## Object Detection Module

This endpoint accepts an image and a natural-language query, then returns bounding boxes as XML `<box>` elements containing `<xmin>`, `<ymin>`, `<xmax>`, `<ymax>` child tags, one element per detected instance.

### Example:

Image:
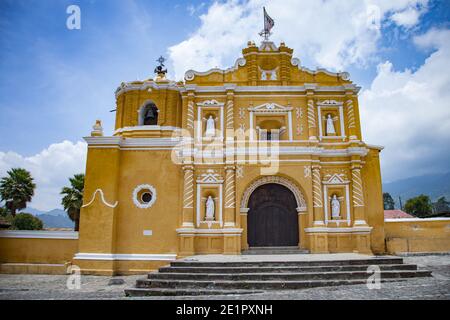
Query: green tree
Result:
<box><xmin>383</xmin><ymin>192</ymin><xmax>395</xmax><ymax>210</ymax></box>
<box><xmin>12</xmin><ymin>213</ymin><xmax>43</xmax><ymax>230</ymax></box>
<box><xmin>404</xmin><ymin>194</ymin><xmax>433</xmax><ymax>218</ymax></box>
<box><xmin>0</xmin><ymin>168</ymin><xmax>36</xmax><ymax>217</ymax></box>
<box><xmin>433</xmin><ymin>197</ymin><xmax>450</xmax><ymax>214</ymax></box>
<box><xmin>61</xmin><ymin>174</ymin><xmax>84</xmax><ymax>231</ymax></box>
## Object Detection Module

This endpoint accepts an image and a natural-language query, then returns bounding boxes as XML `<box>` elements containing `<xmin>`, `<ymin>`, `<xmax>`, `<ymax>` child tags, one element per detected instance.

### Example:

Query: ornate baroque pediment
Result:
<box><xmin>196</xmin><ymin>169</ymin><xmax>224</xmax><ymax>184</ymax></box>
<box><xmin>323</xmin><ymin>173</ymin><xmax>349</xmax><ymax>185</ymax></box>
<box><xmin>248</xmin><ymin>102</ymin><xmax>293</xmax><ymax>113</ymax></box>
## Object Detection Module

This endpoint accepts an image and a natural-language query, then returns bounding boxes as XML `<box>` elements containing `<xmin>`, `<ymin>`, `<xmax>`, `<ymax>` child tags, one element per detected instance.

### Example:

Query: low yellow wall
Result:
<box><xmin>0</xmin><ymin>231</ymin><xmax>78</xmax><ymax>264</ymax></box>
<box><xmin>385</xmin><ymin>218</ymin><xmax>450</xmax><ymax>254</ymax></box>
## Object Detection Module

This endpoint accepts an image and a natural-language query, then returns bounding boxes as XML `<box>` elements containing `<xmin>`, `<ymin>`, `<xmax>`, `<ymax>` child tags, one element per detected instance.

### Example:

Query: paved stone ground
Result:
<box><xmin>0</xmin><ymin>254</ymin><xmax>449</xmax><ymax>300</ymax></box>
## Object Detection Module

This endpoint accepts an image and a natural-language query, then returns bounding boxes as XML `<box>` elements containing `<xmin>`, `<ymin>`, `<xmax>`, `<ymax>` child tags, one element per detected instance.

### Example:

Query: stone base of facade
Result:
<box><xmin>72</xmin><ymin>253</ymin><xmax>177</xmax><ymax>275</ymax></box>
<box><xmin>306</xmin><ymin>227</ymin><xmax>373</xmax><ymax>254</ymax></box>
<box><xmin>177</xmin><ymin>228</ymin><xmax>243</xmax><ymax>256</ymax></box>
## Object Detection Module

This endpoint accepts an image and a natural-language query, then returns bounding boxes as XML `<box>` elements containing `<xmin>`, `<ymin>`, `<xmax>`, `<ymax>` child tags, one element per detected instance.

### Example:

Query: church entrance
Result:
<box><xmin>248</xmin><ymin>183</ymin><xmax>299</xmax><ymax>247</ymax></box>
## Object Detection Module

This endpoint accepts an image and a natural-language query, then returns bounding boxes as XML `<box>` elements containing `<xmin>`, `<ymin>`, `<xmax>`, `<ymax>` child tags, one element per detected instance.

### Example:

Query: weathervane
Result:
<box><xmin>259</xmin><ymin>7</ymin><xmax>275</xmax><ymax>41</ymax></box>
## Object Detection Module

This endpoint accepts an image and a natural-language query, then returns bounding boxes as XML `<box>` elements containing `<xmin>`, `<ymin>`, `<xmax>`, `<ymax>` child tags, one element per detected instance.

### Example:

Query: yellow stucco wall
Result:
<box><xmin>385</xmin><ymin>219</ymin><xmax>450</xmax><ymax>253</ymax></box>
<box><xmin>0</xmin><ymin>238</ymin><xmax>78</xmax><ymax>264</ymax></box>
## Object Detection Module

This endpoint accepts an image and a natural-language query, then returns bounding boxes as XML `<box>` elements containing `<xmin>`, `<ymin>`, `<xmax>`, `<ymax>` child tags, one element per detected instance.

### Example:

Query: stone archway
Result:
<box><xmin>240</xmin><ymin>176</ymin><xmax>307</xmax><ymax>248</ymax></box>
<box><xmin>240</xmin><ymin>175</ymin><xmax>307</xmax><ymax>213</ymax></box>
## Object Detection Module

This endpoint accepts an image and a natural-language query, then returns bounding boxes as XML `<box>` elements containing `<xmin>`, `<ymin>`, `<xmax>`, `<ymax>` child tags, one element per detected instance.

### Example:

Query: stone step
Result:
<box><xmin>170</xmin><ymin>257</ymin><xmax>404</xmax><ymax>268</ymax></box>
<box><xmin>242</xmin><ymin>246</ymin><xmax>309</xmax><ymax>255</ymax></box>
<box><xmin>143</xmin><ymin>270</ymin><xmax>431</xmax><ymax>283</ymax></box>
<box><xmin>158</xmin><ymin>264</ymin><xmax>417</xmax><ymax>274</ymax></box>
<box><xmin>125</xmin><ymin>288</ymin><xmax>262</xmax><ymax>297</ymax></box>
<box><xmin>134</xmin><ymin>278</ymin><xmax>414</xmax><ymax>291</ymax></box>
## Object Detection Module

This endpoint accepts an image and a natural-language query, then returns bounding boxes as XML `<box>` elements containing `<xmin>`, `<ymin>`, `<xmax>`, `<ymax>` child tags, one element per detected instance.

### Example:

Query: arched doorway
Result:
<box><xmin>248</xmin><ymin>183</ymin><xmax>299</xmax><ymax>247</ymax></box>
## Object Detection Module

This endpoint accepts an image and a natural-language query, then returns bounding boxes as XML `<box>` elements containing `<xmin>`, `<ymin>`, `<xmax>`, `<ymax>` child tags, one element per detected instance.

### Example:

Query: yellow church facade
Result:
<box><xmin>73</xmin><ymin>41</ymin><xmax>385</xmax><ymax>275</ymax></box>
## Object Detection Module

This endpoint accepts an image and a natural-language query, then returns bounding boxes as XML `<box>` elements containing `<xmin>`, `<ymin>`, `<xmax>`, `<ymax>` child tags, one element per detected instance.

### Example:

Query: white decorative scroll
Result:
<box><xmin>82</xmin><ymin>189</ymin><xmax>118</xmax><ymax>209</ymax></box>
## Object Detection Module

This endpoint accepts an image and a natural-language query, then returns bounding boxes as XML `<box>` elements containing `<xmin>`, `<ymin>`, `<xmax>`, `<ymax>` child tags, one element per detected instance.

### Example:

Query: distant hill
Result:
<box><xmin>37</xmin><ymin>214</ymin><xmax>75</xmax><ymax>229</ymax></box>
<box><xmin>19</xmin><ymin>208</ymin><xmax>74</xmax><ymax>229</ymax></box>
<box><xmin>383</xmin><ymin>172</ymin><xmax>450</xmax><ymax>208</ymax></box>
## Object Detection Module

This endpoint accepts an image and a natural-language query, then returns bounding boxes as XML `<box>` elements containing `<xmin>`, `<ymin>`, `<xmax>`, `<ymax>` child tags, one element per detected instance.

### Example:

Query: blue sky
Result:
<box><xmin>0</xmin><ymin>0</ymin><xmax>449</xmax><ymax>210</ymax></box>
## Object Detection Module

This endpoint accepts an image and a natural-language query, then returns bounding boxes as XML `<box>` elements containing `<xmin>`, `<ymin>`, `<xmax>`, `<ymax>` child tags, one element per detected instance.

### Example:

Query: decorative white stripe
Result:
<box><xmin>225</xmin><ymin>169</ymin><xmax>236</xmax><ymax>208</ymax></box>
<box><xmin>304</xmin><ymin>227</ymin><xmax>372</xmax><ymax>233</ymax></box>
<box><xmin>307</xmin><ymin>99</ymin><xmax>316</xmax><ymax>129</ymax></box>
<box><xmin>176</xmin><ymin>228</ymin><xmax>243</xmax><ymax>234</ymax></box>
<box><xmin>187</xmin><ymin>101</ymin><xmax>195</xmax><ymax>130</ymax></box>
<box><xmin>73</xmin><ymin>253</ymin><xmax>177</xmax><ymax>261</ymax></box>
<box><xmin>351</xmin><ymin>169</ymin><xmax>364</xmax><ymax>207</ymax></box>
<box><xmin>385</xmin><ymin>218</ymin><xmax>450</xmax><ymax>222</ymax></box>
<box><xmin>226</xmin><ymin>100</ymin><xmax>234</xmax><ymax>129</ymax></box>
<box><xmin>183</xmin><ymin>168</ymin><xmax>194</xmax><ymax>209</ymax></box>
<box><xmin>82</xmin><ymin>189</ymin><xmax>118</xmax><ymax>208</ymax></box>
<box><xmin>312</xmin><ymin>168</ymin><xmax>323</xmax><ymax>208</ymax></box>
<box><xmin>346</xmin><ymin>99</ymin><xmax>356</xmax><ymax>129</ymax></box>
<box><xmin>0</xmin><ymin>230</ymin><xmax>78</xmax><ymax>239</ymax></box>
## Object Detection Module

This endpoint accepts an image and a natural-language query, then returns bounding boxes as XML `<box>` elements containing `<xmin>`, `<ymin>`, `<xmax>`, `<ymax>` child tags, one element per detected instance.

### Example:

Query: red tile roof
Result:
<box><xmin>384</xmin><ymin>210</ymin><xmax>414</xmax><ymax>219</ymax></box>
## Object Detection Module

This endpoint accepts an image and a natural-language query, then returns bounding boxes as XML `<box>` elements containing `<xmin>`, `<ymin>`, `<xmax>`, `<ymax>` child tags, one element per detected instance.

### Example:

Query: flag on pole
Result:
<box><xmin>263</xmin><ymin>7</ymin><xmax>274</xmax><ymax>33</ymax></box>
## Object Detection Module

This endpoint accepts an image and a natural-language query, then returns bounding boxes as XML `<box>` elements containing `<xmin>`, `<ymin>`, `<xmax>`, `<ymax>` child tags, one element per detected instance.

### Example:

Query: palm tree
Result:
<box><xmin>0</xmin><ymin>168</ymin><xmax>36</xmax><ymax>217</ymax></box>
<box><xmin>61</xmin><ymin>174</ymin><xmax>84</xmax><ymax>231</ymax></box>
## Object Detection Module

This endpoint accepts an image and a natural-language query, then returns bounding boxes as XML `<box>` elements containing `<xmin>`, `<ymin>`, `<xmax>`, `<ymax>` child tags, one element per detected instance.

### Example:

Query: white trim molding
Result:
<box><xmin>385</xmin><ymin>217</ymin><xmax>450</xmax><ymax>223</ymax></box>
<box><xmin>0</xmin><ymin>230</ymin><xmax>79</xmax><ymax>239</ymax></box>
<box><xmin>73</xmin><ymin>253</ymin><xmax>177</xmax><ymax>261</ymax></box>
<box><xmin>82</xmin><ymin>189</ymin><xmax>118</xmax><ymax>208</ymax></box>
<box><xmin>304</xmin><ymin>226</ymin><xmax>372</xmax><ymax>233</ymax></box>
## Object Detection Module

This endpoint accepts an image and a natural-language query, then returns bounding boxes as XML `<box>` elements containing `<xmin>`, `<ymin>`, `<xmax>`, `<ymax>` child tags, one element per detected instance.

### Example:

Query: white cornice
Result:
<box><xmin>304</xmin><ymin>227</ymin><xmax>372</xmax><ymax>233</ymax></box>
<box><xmin>385</xmin><ymin>218</ymin><xmax>450</xmax><ymax>223</ymax></box>
<box><xmin>114</xmin><ymin>125</ymin><xmax>181</xmax><ymax>135</ymax></box>
<box><xmin>73</xmin><ymin>253</ymin><xmax>177</xmax><ymax>261</ymax></box>
<box><xmin>184</xmin><ymin>58</ymin><xmax>246</xmax><ymax>81</ymax></box>
<box><xmin>366</xmin><ymin>144</ymin><xmax>385</xmax><ymax>151</ymax></box>
<box><xmin>84</xmin><ymin>136</ymin><xmax>372</xmax><ymax>158</ymax></box>
<box><xmin>0</xmin><ymin>230</ymin><xmax>78</xmax><ymax>239</ymax></box>
<box><xmin>176</xmin><ymin>228</ymin><xmax>243</xmax><ymax>234</ymax></box>
<box><xmin>115</xmin><ymin>81</ymin><xmax>180</xmax><ymax>98</ymax></box>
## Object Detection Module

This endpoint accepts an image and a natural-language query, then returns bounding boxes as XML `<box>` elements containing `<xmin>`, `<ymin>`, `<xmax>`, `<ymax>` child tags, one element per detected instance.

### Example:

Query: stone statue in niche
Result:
<box><xmin>204</xmin><ymin>115</ymin><xmax>217</xmax><ymax>137</ymax></box>
<box><xmin>261</xmin><ymin>71</ymin><xmax>267</xmax><ymax>80</ymax></box>
<box><xmin>270</xmin><ymin>70</ymin><xmax>277</xmax><ymax>80</ymax></box>
<box><xmin>331</xmin><ymin>194</ymin><xmax>341</xmax><ymax>219</ymax></box>
<box><xmin>324</xmin><ymin>113</ymin><xmax>338</xmax><ymax>136</ymax></box>
<box><xmin>205</xmin><ymin>196</ymin><xmax>215</xmax><ymax>221</ymax></box>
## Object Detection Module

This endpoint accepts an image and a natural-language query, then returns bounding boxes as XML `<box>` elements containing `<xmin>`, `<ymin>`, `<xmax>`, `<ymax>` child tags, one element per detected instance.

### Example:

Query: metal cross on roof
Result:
<box><xmin>156</xmin><ymin>56</ymin><xmax>166</xmax><ymax>67</ymax></box>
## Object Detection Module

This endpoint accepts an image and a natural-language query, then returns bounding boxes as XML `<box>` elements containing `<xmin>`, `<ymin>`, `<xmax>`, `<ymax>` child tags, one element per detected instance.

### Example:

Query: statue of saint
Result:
<box><xmin>331</xmin><ymin>194</ymin><xmax>341</xmax><ymax>219</ymax></box>
<box><xmin>261</xmin><ymin>71</ymin><xmax>267</xmax><ymax>80</ymax></box>
<box><xmin>325</xmin><ymin>114</ymin><xmax>337</xmax><ymax>135</ymax></box>
<box><xmin>205</xmin><ymin>196</ymin><xmax>215</xmax><ymax>221</ymax></box>
<box><xmin>205</xmin><ymin>115</ymin><xmax>216</xmax><ymax>137</ymax></box>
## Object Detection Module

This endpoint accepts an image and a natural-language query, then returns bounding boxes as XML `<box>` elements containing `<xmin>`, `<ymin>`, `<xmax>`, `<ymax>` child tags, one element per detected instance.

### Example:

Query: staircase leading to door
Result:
<box><xmin>124</xmin><ymin>256</ymin><xmax>432</xmax><ymax>297</ymax></box>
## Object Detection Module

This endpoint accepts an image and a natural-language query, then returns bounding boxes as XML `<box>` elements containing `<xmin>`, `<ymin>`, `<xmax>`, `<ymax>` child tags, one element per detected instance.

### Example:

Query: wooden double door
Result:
<box><xmin>247</xmin><ymin>183</ymin><xmax>299</xmax><ymax>247</ymax></box>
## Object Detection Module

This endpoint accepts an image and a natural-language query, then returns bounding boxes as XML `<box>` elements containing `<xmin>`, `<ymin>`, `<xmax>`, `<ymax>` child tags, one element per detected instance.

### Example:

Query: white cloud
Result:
<box><xmin>0</xmin><ymin>141</ymin><xmax>87</xmax><ymax>211</ymax></box>
<box><xmin>360</xmin><ymin>28</ymin><xmax>450</xmax><ymax>182</ymax></box>
<box><xmin>168</xmin><ymin>0</ymin><xmax>429</xmax><ymax>80</ymax></box>
<box><xmin>390</xmin><ymin>3</ymin><xmax>427</xmax><ymax>28</ymax></box>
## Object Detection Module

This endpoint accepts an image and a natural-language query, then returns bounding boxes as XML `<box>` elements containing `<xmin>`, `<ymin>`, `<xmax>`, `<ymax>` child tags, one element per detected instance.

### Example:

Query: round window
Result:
<box><xmin>132</xmin><ymin>184</ymin><xmax>157</xmax><ymax>209</ymax></box>
<box><xmin>141</xmin><ymin>192</ymin><xmax>152</xmax><ymax>203</ymax></box>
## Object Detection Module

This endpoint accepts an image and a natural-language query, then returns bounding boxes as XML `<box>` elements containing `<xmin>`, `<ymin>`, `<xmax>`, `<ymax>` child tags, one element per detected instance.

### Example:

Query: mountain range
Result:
<box><xmin>19</xmin><ymin>208</ymin><xmax>74</xmax><ymax>229</ymax></box>
<box><xmin>382</xmin><ymin>172</ymin><xmax>450</xmax><ymax>208</ymax></box>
